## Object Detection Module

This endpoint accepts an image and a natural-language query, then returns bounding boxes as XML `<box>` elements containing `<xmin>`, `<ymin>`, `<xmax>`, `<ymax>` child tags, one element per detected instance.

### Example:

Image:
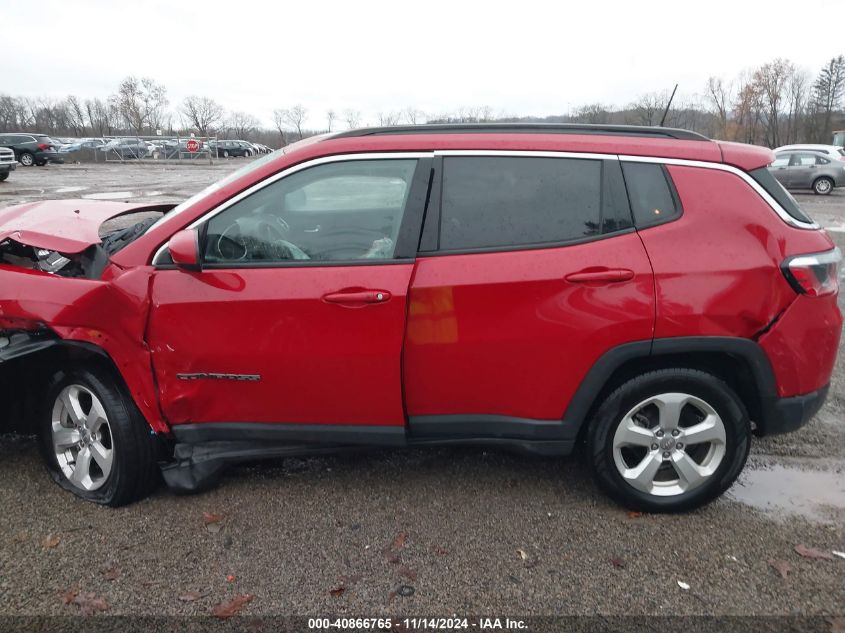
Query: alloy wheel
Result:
<box><xmin>50</xmin><ymin>384</ymin><xmax>114</xmax><ymax>491</ymax></box>
<box><xmin>815</xmin><ymin>178</ymin><xmax>832</xmax><ymax>195</ymax></box>
<box><xmin>612</xmin><ymin>392</ymin><xmax>727</xmax><ymax>497</ymax></box>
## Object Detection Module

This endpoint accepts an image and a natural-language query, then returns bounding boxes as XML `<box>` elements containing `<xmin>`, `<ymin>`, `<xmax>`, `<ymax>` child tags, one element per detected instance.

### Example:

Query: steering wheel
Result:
<box><xmin>215</xmin><ymin>214</ymin><xmax>306</xmax><ymax>261</ymax></box>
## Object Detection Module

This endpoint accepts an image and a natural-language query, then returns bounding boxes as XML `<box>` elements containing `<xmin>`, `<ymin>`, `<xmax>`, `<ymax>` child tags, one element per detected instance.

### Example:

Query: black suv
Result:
<box><xmin>0</xmin><ymin>133</ymin><xmax>64</xmax><ymax>167</ymax></box>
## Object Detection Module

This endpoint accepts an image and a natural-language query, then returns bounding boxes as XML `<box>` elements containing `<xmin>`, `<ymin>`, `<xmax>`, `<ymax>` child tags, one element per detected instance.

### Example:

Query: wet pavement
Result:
<box><xmin>0</xmin><ymin>163</ymin><xmax>843</xmax><ymax>618</ymax></box>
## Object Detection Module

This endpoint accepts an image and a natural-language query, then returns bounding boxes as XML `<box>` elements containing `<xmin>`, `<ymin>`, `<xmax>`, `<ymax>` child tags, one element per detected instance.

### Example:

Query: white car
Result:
<box><xmin>773</xmin><ymin>144</ymin><xmax>845</xmax><ymax>161</ymax></box>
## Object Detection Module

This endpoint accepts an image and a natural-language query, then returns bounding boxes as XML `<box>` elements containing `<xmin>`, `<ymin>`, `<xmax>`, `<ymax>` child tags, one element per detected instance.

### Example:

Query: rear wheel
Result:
<box><xmin>245</xmin><ymin>149</ymin><xmax>252</xmax><ymax>157</ymax></box>
<box><xmin>587</xmin><ymin>368</ymin><xmax>750</xmax><ymax>512</ymax></box>
<box><xmin>0</xmin><ymin>171</ymin><xmax>8</xmax><ymax>181</ymax></box>
<box><xmin>813</xmin><ymin>177</ymin><xmax>833</xmax><ymax>195</ymax></box>
<box><xmin>39</xmin><ymin>366</ymin><xmax>160</xmax><ymax>506</ymax></box>
<box><xmin>222</xmin><ymin>150</ymin><xmax>229</xmax><ymax>158</ymax></box>
<box><xmin>19</xmin><ymin>151</ymin><xmax>34</xmax><ymax>167</ymax></box>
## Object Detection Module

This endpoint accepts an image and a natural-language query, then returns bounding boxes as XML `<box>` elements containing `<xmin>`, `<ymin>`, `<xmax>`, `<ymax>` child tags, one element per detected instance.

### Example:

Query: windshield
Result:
<box><xmin>144</xmin><ymin>134</ymin><xmax>332</xmax><ymax>234</ymax></box>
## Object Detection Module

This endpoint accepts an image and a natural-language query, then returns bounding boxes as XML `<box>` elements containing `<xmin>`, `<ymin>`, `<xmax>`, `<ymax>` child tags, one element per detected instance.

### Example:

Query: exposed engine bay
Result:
<box><xmin>0</xmin><ymin>213</ymin><xmax>161</xmax><ymax>279</ymax></box>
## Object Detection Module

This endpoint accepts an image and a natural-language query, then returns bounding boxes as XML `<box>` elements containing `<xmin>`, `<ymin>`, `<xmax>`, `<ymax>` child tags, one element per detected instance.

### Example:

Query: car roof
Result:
<box><xmin>322</xmin><ymin>125</ymin><xmax>772</xmax><ymax>171</ymax></box>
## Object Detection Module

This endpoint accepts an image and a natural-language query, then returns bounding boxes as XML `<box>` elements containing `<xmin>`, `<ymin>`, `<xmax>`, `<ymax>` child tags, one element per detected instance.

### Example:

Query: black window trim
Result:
<box><xmin>153</xmin><ymin>152</ymin><xmax>435</xmax><ymax>269</ymax></box>
<box><xmin>419</xmin><ymin>151</ymin><xmax>634</xmax><ymax>256</ymax></box>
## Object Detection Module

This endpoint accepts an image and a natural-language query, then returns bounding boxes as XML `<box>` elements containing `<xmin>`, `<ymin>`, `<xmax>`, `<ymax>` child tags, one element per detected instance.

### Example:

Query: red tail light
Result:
<box><xmin>37</xmin><ymin>143</ymin><xmax>50</xmax><ymax>150</ymax></box>
<box><xmin>782</xmin><ymin>248</ymin><xmax>842</xmax><ymax>297</ymax></box>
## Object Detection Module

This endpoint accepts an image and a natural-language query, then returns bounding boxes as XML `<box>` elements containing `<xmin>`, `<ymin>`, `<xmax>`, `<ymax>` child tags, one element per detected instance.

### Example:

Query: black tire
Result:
<box><xmin>245</xmin><ymin>149</ymin><xmax>252</xmax><ymax>157</ymax></box>
<box><xmin>38</xmin><ymin>365</ymin><xmax>160</xmax><ymax>506</ymax></box>
<box><xmin>0</xmin><ymin>171</ymin><xmax>8</xmax><ymax>181</ymax></box>
<box><xmin>813</xmin><ymin>177</ymin><xmax>834</xmax><ymax>195</ymax></box>
<box><xmin>587</xmin><ymin>368</ymin><xmax>751</xmax><ymax>513</ymax></box>
<box><xmin>19</xmin><ymin>151</ymin><xmax>34</xmax><ymax>167</ymax></box>
<box><xmin>222</xmin><ymin>150</ymin><xmax>229</xmax><ymax>158</ymax></box>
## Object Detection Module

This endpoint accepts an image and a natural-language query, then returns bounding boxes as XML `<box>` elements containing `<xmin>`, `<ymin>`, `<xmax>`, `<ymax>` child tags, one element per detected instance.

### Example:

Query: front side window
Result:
<box><xmin>771</xmin><ymin>155</ymin><xmax>790</xmax><ymax>168</ymax></box>
<box><xmin>203</xmin><ymin>159</ymin><xmax>418</xmax><ymax>264</ymax></box>
<box><xmin>439</xmin><ymin>156</ymin><xmax>605</xmax><ymax>250</ymax></box>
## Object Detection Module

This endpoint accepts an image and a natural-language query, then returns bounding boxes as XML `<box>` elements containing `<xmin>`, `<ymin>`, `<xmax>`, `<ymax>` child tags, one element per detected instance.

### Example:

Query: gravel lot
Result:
<box><xmin>0</xmin><ymin>162</ymin><xmax>843</xmax><ymax>623</ymax></box>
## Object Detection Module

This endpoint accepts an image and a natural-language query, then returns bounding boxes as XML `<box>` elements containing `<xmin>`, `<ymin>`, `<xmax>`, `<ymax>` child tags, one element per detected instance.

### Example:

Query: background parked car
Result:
<box><xmin>0</xmin><ymin>146</ymin><xmax>16</xmax><ymax>181</ymax></box>
<box><xmin>773</xmin><ymin>144</ymin><xmax>845</xmax><ymax>161</ymax></box>
<box><xmin>58</xmin><ymin>138</ymin><xmax>107</xmax><ymax>153</ymax></box>
<box><xmin>101</xmin><ymin>138</ymin><xmax>151</xmax><ymax>160</ymax></box>
<box><xmin>215</xmin><ymin>140</ymin><xmax>255</xmax><ymax>158</ymax></box>
<box><xmin>0</xmin><ymin>133</ymin><xmax>64</xmax><ymax>166</ymax></box>
<box><xmin>769</xmin><ymin>150</ymin><xmax>845</xmax><ymax>195</ymax></box>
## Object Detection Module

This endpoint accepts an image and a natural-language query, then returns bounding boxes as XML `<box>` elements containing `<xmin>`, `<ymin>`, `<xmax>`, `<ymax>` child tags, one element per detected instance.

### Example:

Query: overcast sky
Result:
<box><xmin>3</xmin><ymin>0</ymin><xmax>842</xmax><ymax>129</ymax></box>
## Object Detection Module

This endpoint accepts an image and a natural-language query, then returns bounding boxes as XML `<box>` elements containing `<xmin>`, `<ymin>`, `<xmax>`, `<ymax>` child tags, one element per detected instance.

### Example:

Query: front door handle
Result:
<box><xmin>323</xmin><ymin>289</ymin><xmax>392</xmax><ymax>306</ymax></box>
<box><xmin>565</xmin><ymin>268</ymin><xmax>635</xmax><ymax>283</ymax></box>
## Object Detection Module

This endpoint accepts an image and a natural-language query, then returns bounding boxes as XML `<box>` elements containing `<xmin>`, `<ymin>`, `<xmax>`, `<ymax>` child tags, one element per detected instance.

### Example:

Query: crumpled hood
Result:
<box><xmin>0</xmin><ymin>199</ymin><xmax>173</xmax><ymax>254</ymax></box>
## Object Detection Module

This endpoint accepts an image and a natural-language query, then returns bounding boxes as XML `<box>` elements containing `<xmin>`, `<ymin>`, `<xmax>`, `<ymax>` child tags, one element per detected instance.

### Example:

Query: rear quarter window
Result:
<box><xmin>621</xmin><ymin>162</ymin><xmax>682</xmax><ymax>228</ymax></box>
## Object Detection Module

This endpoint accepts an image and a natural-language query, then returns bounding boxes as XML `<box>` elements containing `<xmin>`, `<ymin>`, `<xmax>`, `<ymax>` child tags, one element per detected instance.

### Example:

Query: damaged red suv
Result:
<box><xmin>0</xmin><ymin>124</ymin><xmax>840</xmax><ymax>511</ymax></box>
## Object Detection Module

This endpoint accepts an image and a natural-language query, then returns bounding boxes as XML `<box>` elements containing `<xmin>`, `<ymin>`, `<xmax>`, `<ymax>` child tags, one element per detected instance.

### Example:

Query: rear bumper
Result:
<box><xmin>760</xmin><ymin>384</ymin><xmax>830</xmax><ymax>435</ymax></box>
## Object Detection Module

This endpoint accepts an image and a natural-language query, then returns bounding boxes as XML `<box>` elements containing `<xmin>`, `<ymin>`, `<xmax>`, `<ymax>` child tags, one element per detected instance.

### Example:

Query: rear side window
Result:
<box><xmin>748</xmin><ymin>167</ymin><xmax>813</xmax><ymax>224</ymax></box>
<box><xmin>438</xmin><ymin>156</ymin><xmax>605</xmax><ymax>250</ymax></box>
<box><xmin>621</xmin><ymin>162</ymin><xmax>681</xmax><ymax>228</ymax></box>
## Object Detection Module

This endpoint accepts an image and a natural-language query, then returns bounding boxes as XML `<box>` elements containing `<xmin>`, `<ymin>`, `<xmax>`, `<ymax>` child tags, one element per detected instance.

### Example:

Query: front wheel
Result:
<box><xmin>813</xmin><ymin>177</ymin><xmax>833</xmax><ymax>195</ymax></box>
<box><xmin>587</xmin><ymin>368</ymin><xmax>750</xmax><ymax>512</ymax></box>
<box><xmin>245</xmin><ymin>149</ymin><xmax>252</xmax><ymax>157</ymax></box>
<box><xmin>222</xmin><ymin>150</ymin><xmax>229</xmax><ymax>158</ymax></box>
<box><xmin>39</xmin><ymin>366</ymin><xmax>160</xmax><ymax>506</ymax></box>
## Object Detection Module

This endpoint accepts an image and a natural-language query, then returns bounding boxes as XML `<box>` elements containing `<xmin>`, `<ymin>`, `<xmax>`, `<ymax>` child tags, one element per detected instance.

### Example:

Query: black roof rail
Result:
<box><xmin>332</xmin><ymin>123</ymin><xmax>710</xmax><ymax>142</ymax></box>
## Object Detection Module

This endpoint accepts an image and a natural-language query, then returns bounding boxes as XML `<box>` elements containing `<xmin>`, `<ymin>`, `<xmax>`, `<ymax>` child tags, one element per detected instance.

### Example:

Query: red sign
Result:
<box><xmin>185</xmin><ymin>139</ymin><xmax>200</xmax><ymax>153</ymax></box>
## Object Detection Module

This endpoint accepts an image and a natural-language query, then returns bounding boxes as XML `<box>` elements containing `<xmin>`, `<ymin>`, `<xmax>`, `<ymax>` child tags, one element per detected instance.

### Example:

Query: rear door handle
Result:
<box><xmin>565</xmin><ymin>268</ymin><xmax>635</xmax><ymax>283</ymax></box>
<box><xmin>323</xmin><ymin>289</ymin><xmax>391</xmax><ymax>305</ymax></box>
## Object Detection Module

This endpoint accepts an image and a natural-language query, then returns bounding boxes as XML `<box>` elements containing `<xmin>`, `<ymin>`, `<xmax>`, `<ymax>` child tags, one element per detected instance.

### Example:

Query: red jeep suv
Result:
<box><xmin>0</xmin><ymin>124</ymin><xmax>840</xmax><ymax>512</ymax></box>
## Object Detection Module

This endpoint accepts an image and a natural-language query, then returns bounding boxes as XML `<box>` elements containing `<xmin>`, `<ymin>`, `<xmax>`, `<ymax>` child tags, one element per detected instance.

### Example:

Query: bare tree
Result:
<box><xmin>111</xmin><ymin>76</ymin><xmax>168</xmax><ymax>135</ymax></box>
<box><xmin>705</xmin><ymin>77</ymin><xmax>731</xmax><ymax>139</ymax></box>
<box><xmin>275</xmin><ymin>104</ymin><xmax>308</xmax><ymax>139</ymax></box>
<box><xmin>84</xmin><ymin>98</ymin><xmax>115</xmax><ymax>136</ymax></box>
<box><xmin>272</xmin><ymin>109</ymin><xmax>288</xmax><ymax>146</ymax></box>
<box><xmin>784</xmin><ymin>70</ymin><xmax>810</xmax><ymax>144</ymax></box>
<box><xmin>181</xmin><ymin>96</ymin><xmax>225</xmax><ymax>136</ymax></box>
<box><xmin>377</xmin><ymin>111</ymin><xmax>401</xmax><ymax>126</ymax></box>
<box><xmin>628</xmin><ymin>91</ymin><xmax>667</xmax><ymax>126</ymax></box>
<box><xmin>343</xmin><ymin>108</ymin><xmax>362</xmax><ymax>129</ymax></box>
<box><xmin>326</xmin><ymin>109</ymin><xmax>336</xmax><ymax>132</ymax></box>
<box><xmin>753</xmin><ymin>59</ymin><xmax>794</xmax><ymax>147</ymax></box>
<box><xmin>227</xmin><ymin>111</ymin><xmax>259</xmax><ymax>139</ymax></box>
<box><xmin>571</xmin><ymin>103</ymin><xmax>611</xmax><ymax>124</ymax></box>
<box><xmin>64</xmin><ymin>95</ymin><xmax>87</xmax><ymax>136</ymax></box>
<box><xmin>403</xmin><ymin>107</ymin><xmax>425</xmax><ymax>125</ymax></box>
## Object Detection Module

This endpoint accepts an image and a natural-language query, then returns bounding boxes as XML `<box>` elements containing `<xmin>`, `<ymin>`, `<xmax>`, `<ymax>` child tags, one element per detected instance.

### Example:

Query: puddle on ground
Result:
<box><xmin>55</xmin><ymin>186</ymin><xmax>88</xmax><ymax>193</ymax></box>
<box><xmin>82</xmin><ymin>191</ymin><xmax>134</xmax><ymax>200</ymax></box>
<box><xmin>728</xmin><ymin>462</ymin><xmax>845</xmax><ymax>522</ymax></box>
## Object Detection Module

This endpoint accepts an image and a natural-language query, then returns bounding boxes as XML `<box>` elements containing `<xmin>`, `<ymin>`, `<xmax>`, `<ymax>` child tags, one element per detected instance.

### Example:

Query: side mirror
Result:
<box><xmin>167</xmin><ymin>229</ymin><xmax>201</xmax><ymax>271</ymax></box>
